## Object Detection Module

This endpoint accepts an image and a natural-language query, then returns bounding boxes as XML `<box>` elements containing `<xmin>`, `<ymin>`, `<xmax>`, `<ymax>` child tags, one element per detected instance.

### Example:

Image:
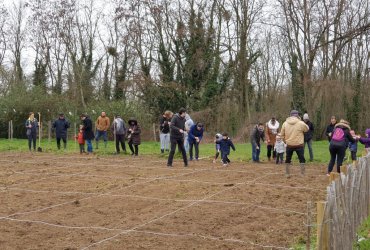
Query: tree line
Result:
<box><xmin>0</xmin><ymin>0</ymin><xmax>369</xmax><ymax>139</ymax></box>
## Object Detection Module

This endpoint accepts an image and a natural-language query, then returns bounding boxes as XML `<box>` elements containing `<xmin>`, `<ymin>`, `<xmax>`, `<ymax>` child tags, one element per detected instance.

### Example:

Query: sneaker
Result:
<box><xmin>184</xmin><ymin>164</ymin><xmax>188</xmax><ymax>167</ymax></box>
<box><xmin>326</xmin><ymin>173</ymin><xmax>330</xmax><ymax>177</ymax></box>
<box><xmin>167</xmin><ymin>164</ymin><xmax>172</xmax><ymax>167</ymax></box>
<box><xmin>223</xmin><ymin>163</ymin><xmax>228</xmax><ymax>167</ymax></box>
<box><xmin>212</xmin><ymin>159</ymin><xmax>216</xmax><ymax>163</ymax></box>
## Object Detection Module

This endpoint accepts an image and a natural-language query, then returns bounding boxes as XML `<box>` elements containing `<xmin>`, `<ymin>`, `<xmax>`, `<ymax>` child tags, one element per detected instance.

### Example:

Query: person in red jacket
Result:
<box><xmin>76</xmin><ymin>125</ymin><xmax>85</xmax><ymax>154</ymax></box>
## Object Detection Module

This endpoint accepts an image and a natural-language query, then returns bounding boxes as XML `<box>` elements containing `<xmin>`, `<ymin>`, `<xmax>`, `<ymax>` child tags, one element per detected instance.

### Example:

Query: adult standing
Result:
<box><xmin>52</xmin><ymin>113</ymin><xmax>70</xmax><ymax>150</ymax></box>
<box><xmin>327</xmin><ymin>119</ymin><xmax>355</xmax><ymax>174</ymax></box>
<box><xmin>251</xmin><ymin>123</ymin><xmax>265</xmax><ymax>163</ymax></box>
<box><xmin>127</xmin><ymin>118</ymin><xmax>141</xmax><ymax>156</ymax></box>
<box><xmin>184</xmin><ymin>114</ymin><xmax>194</xmax><ymax>152</ymax></box>
<box><xmin>280</xmin><ymin>110</ymin><xmax>309</xmax><ymax>177</ymax></box>
<box><xmin>25</xmin><ymin>112</ymin><xmax>39</xmax><ymax>152</ymax></box>
<box><xmin>167</xmin><ymin>108</ymin><xmax>188</xmax><ymax>167</ymax></box>
<box><xmin>80</xmin><ymin>114</ymin><xmax>94</xmax><ymax>154</ymax></box>
<box><xmin>325</xmin><ymin>116</ymin><xmax>337</xmax><ymax>142</ymax></box>
<box><xmin>112</xmin><ymin>115</ymin><xmax>127</xmax><ymax>154</ymax></box>
<box><xmin>265</xmin><ymin>117</ymin><xmax>279</xmax><ymax>161</ymax></box>
<box><xmin>188</xmin><ymin>122</ymin><xmax>204</xmax><ymax>161</ymax></box>
<box><xmin>303</xmin><ymin>113</ymin><xmax>314</xmax><ymax>161</ymax></box>
<box><xmin>95</xmin><ymin>111</ymin><xmax>110</xmax><ymax>149</ymax></box>
<box><xmin>159</xmin><ymin>111</ymin><xmax>173</xmax><ymax>153</ymax></box>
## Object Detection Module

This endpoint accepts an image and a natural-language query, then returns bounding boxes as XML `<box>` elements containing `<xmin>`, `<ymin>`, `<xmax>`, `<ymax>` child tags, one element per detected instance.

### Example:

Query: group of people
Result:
<box><xmin>25</xmin><ymin>111</ymin><xmax>142</xmax><ymax>156</ymax></box>
<box><xmin>249</xmin><ymin>111</ymin><xmax>370</xmax><ymax>177</ymax></box>
<box><xmin>25</xmin><ymin>109</ymin><xmax>370</xmax><ymax>175</ymax></box>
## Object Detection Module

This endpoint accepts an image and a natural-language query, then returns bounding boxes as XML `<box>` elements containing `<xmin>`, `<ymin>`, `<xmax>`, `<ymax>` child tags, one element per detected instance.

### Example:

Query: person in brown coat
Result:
<box><xmin>127</xmin><ymin>118</ymin><xmax>141</xmax><ymax>156</ymax></box>
<box><xmin>265</xmin><ymin>117</ymin><xmax>280</xmax><ymax>161</ymax></box>
<box><xmin>95</xmin><ymin>111</ymin><xmax>110</xmax><ymax>149</ymax></box>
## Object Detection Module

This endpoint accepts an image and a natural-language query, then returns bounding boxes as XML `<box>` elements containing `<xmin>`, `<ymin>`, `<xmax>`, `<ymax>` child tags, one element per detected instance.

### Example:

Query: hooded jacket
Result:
<box><xmin>111</xmin><ymin>117</ymin><xmax>126</xmax><ymax>135</ymax></box>
<box><xmin>82</xmin><ymin>116</ymin><xmax>95</xmax><ymax>140</ymax></box>
<box><xmin>217</xmin><ymin>137</ymin><xmax>235</xmax><ymax>155</ymax></box>
<box><xmin>330</xmin><ymin>122</ymin><xmax>355</xmax><ymax>147</ymax></box>
<box><xmin>170</xmin><ymin>113</ymin><xmax>186</xmax><ymax>140</ymax></box>
<box><xmin>53</xmin><ymin>118</ymin><xmax>70</xmax><ymax>138</ymax></box>
<box><xmin>359</xmin><ymin>128</ymin><xmax>370</xmax><ymax>148</ymax></box>
<box><xmin>280</xmin><ymin>116</ymin><xmax>309</xmax><ymax>147</ymax></box>
<box><xmin>127</xmin><ymin>119</ymin><xmax>141</xmax><ymax>145</ymax></box>
<box><xmin>188</xmin><ymin>123</ymin><xmax>204</xmax><ymax>143</ymax></box>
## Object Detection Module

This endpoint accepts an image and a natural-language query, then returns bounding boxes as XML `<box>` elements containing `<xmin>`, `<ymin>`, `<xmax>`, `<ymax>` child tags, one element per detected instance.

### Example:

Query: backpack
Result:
<box><xmin>332</xmin><ymin>127</ymin><xmax>345</xmax><ymax>142</ymax></box>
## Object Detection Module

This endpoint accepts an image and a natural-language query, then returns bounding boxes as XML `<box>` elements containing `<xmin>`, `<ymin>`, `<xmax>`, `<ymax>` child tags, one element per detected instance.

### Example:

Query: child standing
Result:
<box><xmin>274</xmin><ymin>134</ymin><xmax>286</xmax><ymax>164</ymax></box>
<box><xmin>213</xmin><ymin>133</ymin><xmax>223</xmax><ymax>163</ymax></box>
<box><xmin>348</xmin><ymin>130</ymin><xmax>360</xmax><ymax>164</ymax></box>
<box><xmin>76</xmin><ymin>125</ymin><xmax>85</xmax><ymax>154</ymax></box>
<box><xmin>217</xmin><ymin>133</ymin><xmax>236</xmax><ymax>167</ymax></box>
<box><xmin>127</xmin><ymin>118</ymin><xmax>141</xmax><ymax>156</ymax></box>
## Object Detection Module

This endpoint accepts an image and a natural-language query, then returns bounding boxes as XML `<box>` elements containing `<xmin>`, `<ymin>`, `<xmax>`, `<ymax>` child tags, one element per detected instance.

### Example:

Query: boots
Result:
<box><xmin>285</xmin><ymin>163</ymin><xmax>291</xmax><ymax>178</ymax></box>
<box><xmin>300</xmin><ymin>163</ymin><xmax>305</xmax><ymax>176</ymax></box>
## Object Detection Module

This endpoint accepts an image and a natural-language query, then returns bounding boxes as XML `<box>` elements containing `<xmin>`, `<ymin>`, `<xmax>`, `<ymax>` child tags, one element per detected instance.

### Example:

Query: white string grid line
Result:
<box><xmin>0</xmin><ymin>169</ymin><xmax>204</xmax><ymax>219</ymax></box>
<box><xmin>81</xmin><ymin>173</ymin><xmax>291</xmax><ymax>250</ymax></box>
<box><xmin>0</xmin><ymin>158</ymin><xmax>327</xmax><ymax>175</ymax></box>
<box><xmin>1</xmin><ymin>186</ymin><xmax>306</xmax><ymax>215</ymax></box>
<box><xmin>0</xmin><ymin>156</ymin><xmax>325</xmax><ymax>249</ymax></box>
<box><xmin>6</xmin><ymin>170</ymin><xmax>324</xmax><ymax>192</ymax></box>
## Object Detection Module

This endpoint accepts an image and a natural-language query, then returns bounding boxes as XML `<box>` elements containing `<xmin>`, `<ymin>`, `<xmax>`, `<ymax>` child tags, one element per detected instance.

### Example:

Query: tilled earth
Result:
<box><xmin>0</xmin><ymin>152</ymin><xmax>329</xmax><ymax>249</ymax></box>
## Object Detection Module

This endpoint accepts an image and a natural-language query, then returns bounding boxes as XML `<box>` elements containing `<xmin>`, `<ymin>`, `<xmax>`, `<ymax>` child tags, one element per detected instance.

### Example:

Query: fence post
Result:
<box><xmin>8</xmin><ymin>121</ymin><xmax>10</xmax><ymax>140</ymax></box>
<box><xmin>152</xmin><ymin>123</ymin><xmax>157</xmax><ymax>142</ymax></box>
<box><xmin>329</xmin><ymin>172</ymin><xmax>340</xmax><ymax>183</ymax></box>
<box><xmin>306</xmin><ymin>201</ymin><xmax>312</xmax><ymax>250</ymax></box>
<box><xmin>11</xmin><ymin>120</ymin><xmax>13</xmax><ymax>140</ymax></box>
<box><xmin>317</xmin><ymin>201</ymin><xmax>329</xmax><ymax>250</ymax></box>
<box><xmin>48</xmin><ymin>121</ymin><xmax>52</xmax><ymax>144</ymax></box>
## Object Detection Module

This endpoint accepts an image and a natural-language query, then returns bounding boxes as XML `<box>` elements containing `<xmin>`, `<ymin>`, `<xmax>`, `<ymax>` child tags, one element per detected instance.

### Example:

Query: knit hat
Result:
<box><xmin>290</xmin><ymin>110</ymin><xmax>299</xmax><ymax>117</ymax></box>
<box><xmin>303</xmin><ymin>113</ymin><xmax>309</xmax><ymax>120</ymax></box>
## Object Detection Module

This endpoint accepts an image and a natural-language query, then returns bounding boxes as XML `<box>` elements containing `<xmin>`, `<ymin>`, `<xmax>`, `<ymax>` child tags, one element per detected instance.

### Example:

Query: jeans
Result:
<box><xmin>167</xmin><ymin>137</ymin><xmax>188</xmax><ymax>166</ymax></box>
<box><xmin>115</xmin><ymin>134</ymin><xmax>126</xmax><ymax>153</ymax></box>
<box><xmin>285</xmin><ymin>146</ymin><xmax>305</xmax><ymax>164</ymax></box>
<box><xmin>276</xmin><ymin>153</ymin><xmax>284</xmax><ymax>164</ymax></box>
<box><xmin>160</xmin><ymin>133</ymin><xmax>170</xmax><ymax>150</ymax></box>
<box><xmin>27</xmin><ymin>133</ymin><xmax>37</xmax><ymax>151</ymax></box>
<box><xmin>304</xmin><ymin>139</ymin><xmax>314</xmax><ymax>161</ymax></box>
<box><xmin>56</xmin><ymin>137</ymin><xmax>67</xmax><ymax>149</ymax></box>
<box><xmin>327</xmin><ymin>144</ymin><xmax>346</xmax><ymax>173</ymax></box>
<box><xmin>267</xmin><ymin>145</ymin><xmax>276</xmax><ymax>159</ymax></box>
<box><xmin>189</xmin><ymin>140</ymin><xmax>199</xmax><ymax>160</ymax></box>
<box><xmin>252</xmin><ymin>143</ymin><xmax>261</xmax><ymax>162</ymax></box>
<box><xmin>184</xmin><ymin>132</ymin><xmax>189</xmax><ymax>152</ymax></box>
<box><xmin>350</xmin><ymin>151</ymin><xmax>357</xmax><ymax>161</ymax></box>
<box><xmin>95</xmin><ymin>130</ymin><xmax>108</xmax><ymax>141</ymax></box>
<box><xmin>86</xmin><ymin>139</ymin><xmax>93</xmax><ymax>153</ymax></box>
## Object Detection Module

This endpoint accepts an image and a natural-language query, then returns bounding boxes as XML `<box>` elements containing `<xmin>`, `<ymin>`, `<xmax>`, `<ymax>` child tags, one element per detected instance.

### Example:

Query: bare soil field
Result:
<box><xmin>0</xmin><ymin>152</ymin><xmax>329</xmax><ymax>249</ymax></box>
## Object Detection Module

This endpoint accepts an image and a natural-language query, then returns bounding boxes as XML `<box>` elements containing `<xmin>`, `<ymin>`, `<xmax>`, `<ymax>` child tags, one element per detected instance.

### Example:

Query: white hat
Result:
<box><xmin>303</xmin><ymin>113</ymin><xmax>309</xmax><ymax>120</ymax></box>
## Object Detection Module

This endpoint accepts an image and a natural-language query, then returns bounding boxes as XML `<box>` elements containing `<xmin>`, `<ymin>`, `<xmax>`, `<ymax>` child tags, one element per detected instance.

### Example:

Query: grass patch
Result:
<box><xmin>0</xmin><ymin>138</ymin><xmax>365</xmax><ymax>163</ymax></box>
<box><xmin>354</xmin><ymin>215</ymin><xmax>370</xmax><ymax>250</ymax></box>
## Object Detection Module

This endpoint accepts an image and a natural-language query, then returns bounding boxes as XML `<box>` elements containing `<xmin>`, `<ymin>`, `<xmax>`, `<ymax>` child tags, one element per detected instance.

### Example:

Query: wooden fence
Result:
<box><xmin>317</xmin><ymin>154</ymin><xmax>370</xmax><ymax>249</ymax></box>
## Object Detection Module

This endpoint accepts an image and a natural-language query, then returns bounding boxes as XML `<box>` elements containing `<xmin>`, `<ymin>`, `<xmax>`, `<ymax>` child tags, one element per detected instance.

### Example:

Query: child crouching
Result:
<box><xmin>216</xmin><ymin>132</ymin><xmax>236</xmax><ymax>167</ymax></box>
<box><xmin>274</xmin><ymin>134</ymin><xmax>286</xmax><ymax>164</ymax></box>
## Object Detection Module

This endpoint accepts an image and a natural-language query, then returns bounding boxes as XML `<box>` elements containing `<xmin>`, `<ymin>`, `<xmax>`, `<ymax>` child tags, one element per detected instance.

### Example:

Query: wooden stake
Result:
<box><xmin>329</xmin><ymin>172</ymin><xmax>340</xmax><ymax>183</ymax></box>
<box><xmin>317</xmin><ymin>201</ymin><xmax>329</xmax><ymax>250</ymax></box>
<box><xmin>306</xmin><ymin>201</ymin><xmax>311</xmax><ymax>250</ymax></box>
<box><xmin>152</xmin><ymin>123</ymin><xmax>157</xmax><ymax>142</ymax></box>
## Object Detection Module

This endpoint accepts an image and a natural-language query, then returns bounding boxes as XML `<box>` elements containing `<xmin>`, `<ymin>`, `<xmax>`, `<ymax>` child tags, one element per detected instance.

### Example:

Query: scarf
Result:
<box><xmin>267</xmin><ymin>120</ymin><xmax>279</xmax><ymax>135</ymax></box>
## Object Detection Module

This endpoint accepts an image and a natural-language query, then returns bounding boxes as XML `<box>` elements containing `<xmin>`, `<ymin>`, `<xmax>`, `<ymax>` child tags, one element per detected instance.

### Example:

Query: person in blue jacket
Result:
<box><xmin>217</xmin><ymin>132</ymin><xmax>236</xmax><ymax>166</ymax></box>
<box><xmin>53</xmin><ymin>113</ymin><xmax>70</xmax><ymax>150</ymax></box>
<box><xmin>188</xmin><ymin>122</ymin><xmax>204</xmax><ymax>161</ymax></box>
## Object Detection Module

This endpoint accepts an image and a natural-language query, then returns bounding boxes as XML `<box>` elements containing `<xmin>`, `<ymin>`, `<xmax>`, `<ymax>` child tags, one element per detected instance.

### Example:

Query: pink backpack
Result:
<box><xmin>332</xmin><ymin>128</ymin><xmax>345</xmax><ymax>142</ymax></box>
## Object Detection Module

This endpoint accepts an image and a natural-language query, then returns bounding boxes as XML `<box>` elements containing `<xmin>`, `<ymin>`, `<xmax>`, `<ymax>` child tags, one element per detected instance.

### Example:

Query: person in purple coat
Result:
<box><xmin>359</xmin><ymin>128</ymin><xmax>370</xmax><ymax>154</ymax></box>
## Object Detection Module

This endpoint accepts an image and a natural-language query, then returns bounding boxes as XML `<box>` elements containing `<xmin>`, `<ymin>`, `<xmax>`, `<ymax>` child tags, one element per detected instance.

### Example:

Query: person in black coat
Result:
<box><xmin>53</xmin><ymin>113</ymin><xmax>70</xmax><ymax>150</ymax></box>
<box><xmin>80</xmin><ymin>114</ymin><xmax>94</xmax><ymax>153</ymax></box>
<box><xmin>327</xmin><ymin>119</ymin><xmax>355</xmax><ymax>174</ymax></box>
<box><xmin>167</xmin><ymin>108</ymin><xmax>188</xmax><ymax>167</ymax></box>
<box><xmin>303</xmin><ymin>113</ymin><xmax>314</xmax><ymax>161</ymax></box>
